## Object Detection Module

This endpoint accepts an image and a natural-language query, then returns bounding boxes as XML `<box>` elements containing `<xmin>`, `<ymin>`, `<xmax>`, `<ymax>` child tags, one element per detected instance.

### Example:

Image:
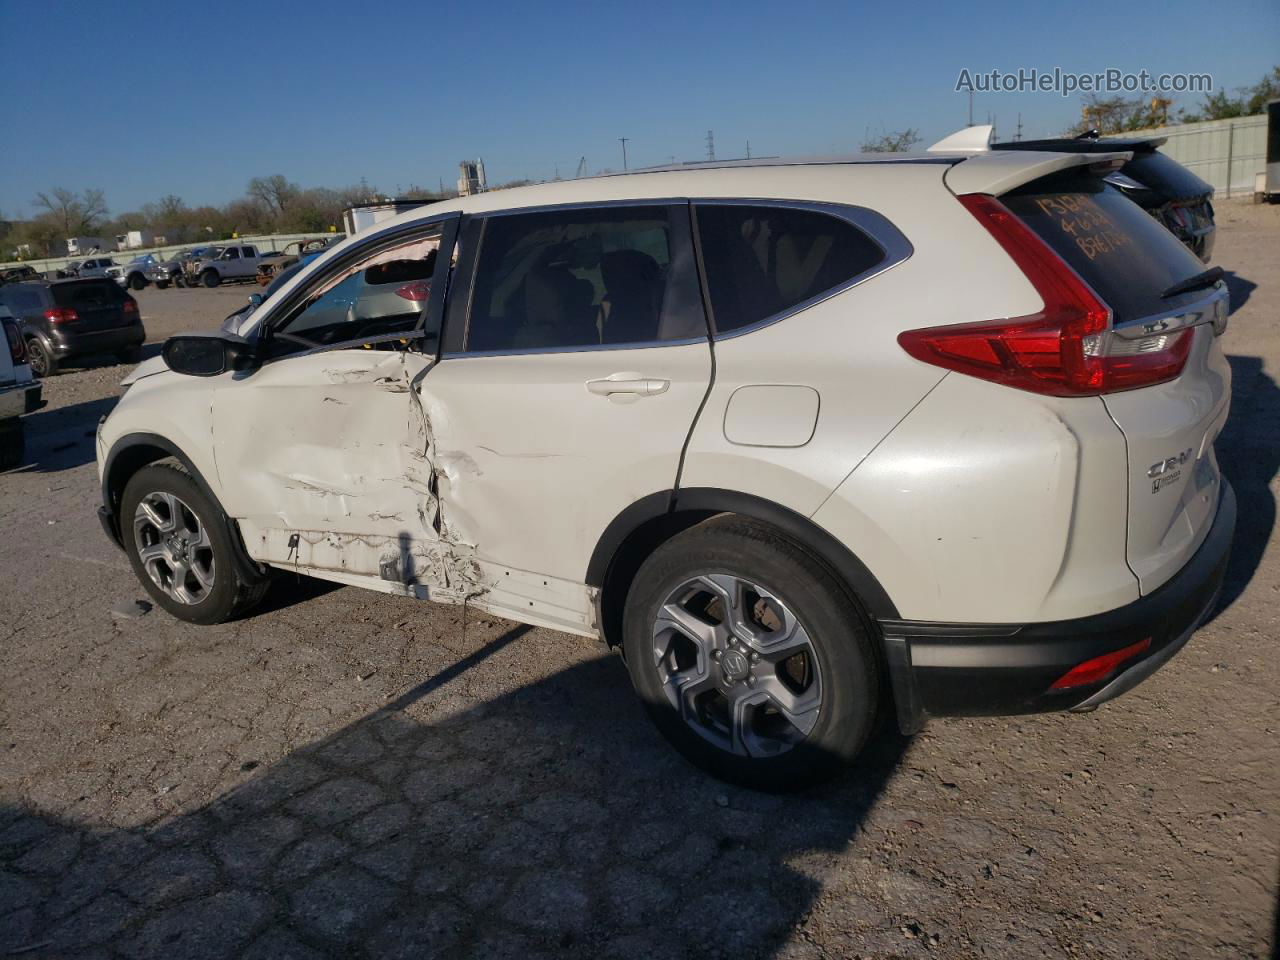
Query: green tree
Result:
<box><xmin>860</xmin><ymin>129</ymin><xmax>921</xmax><ymax>152</ymax></box>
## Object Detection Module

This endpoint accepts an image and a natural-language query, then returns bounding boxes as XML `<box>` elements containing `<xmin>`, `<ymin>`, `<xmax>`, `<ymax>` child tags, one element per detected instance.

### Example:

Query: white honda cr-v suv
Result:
<box><xmin>96</xmin><ymin>132</ymin><xmax>1234</xmax><ymax>788</ymax></box>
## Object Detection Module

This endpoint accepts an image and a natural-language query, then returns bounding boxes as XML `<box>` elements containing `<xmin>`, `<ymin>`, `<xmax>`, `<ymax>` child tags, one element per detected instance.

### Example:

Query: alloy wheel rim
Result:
<box><xmin>651</xmin><ymin>573</ymin><xmax>823</xmax><ymax>758</ymax></box>
<box><xmin>133</xmin><ymin>491</ymin><xmax>215</xmax><ymax>604</ymax></box>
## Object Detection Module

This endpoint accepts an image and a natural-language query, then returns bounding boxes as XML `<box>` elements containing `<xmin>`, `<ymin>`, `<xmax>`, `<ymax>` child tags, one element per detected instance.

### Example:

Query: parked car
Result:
<box><xmin>96</xmin><ymin>146</ymin><xmax>1234</xmax><ymax>788</ymax></box>
<box><xmin>0</xmin><ymin>307</ymin><xmax>44</xmax><ymax>469</ymax></box>
<box><xmin>64</xmin><ymin>257</ymin><xmax>117</xmax><ymax>279</ymax></box>
<box><xmin>993</xmin><ymin>133</ymin><xmax>1216</xmax><ymax>261</ymax></box>
<box><xmin>0</xmin><ymin>278</ymin><xmax>145</xmax><ymax>376</ymax></box>
<box><xmin>1</xmin><ymin>265</ymin><xmax>39</xmax><ymax>286</ymax></box>
<box><xmin>183</xmin><ymin>244</ymin><xmax>262</xmax><ymax>287</ymax></box>
<box><xmin>107</xmin><ymin>254</ymin><xmax>163</xmax><ymax>291</ymax></box>
<box><xmin>256</xmin><ymin>236</ymin><xmax>345</xmax><ymax>285</ymax></box>
<box><xmin>149</xmin><ymin>247</ymin><xmax>207</xmax><ymax>288</ymax></box>
<box><xmin>221</xmin><ymin>260</ymin><xmax>309</xmax><ymax>335</ymax></box>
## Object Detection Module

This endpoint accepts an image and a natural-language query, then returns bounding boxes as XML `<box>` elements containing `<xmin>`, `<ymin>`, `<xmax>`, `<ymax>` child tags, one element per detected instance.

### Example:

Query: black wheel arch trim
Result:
<box><xmin>585</xmin><ymin>486</ymin><xmax>901</xmax><ymax>622</ymax></box>
<box><xmin>100</xmin><ymin>432</ymin><xmax>268</xmax><ymax>585</ymax></box>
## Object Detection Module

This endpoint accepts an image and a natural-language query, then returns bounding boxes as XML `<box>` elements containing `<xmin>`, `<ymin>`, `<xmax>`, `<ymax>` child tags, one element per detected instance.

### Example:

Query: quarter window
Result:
<box><xmin>463</xmin><ymin>205</ymin><xmax>705</xmax><ymax>353</ymax></box>
<box><xmin>694</xmin><ymin>204</ymin><xmax>886</xmax><ymax>335</ymax></box>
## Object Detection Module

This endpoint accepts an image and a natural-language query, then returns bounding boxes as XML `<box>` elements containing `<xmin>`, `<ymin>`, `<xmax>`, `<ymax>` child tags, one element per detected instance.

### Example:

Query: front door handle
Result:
<box><xmin>586</xmin><ymin>374</ymin><xmax>670</xmax><ymax>398</ymax></box>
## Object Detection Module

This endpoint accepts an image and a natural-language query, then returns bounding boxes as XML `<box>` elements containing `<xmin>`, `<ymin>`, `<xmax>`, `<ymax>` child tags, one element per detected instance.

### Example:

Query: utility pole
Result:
<box><xmin>1015</xmin><ymin>113</ymin><xmax>1023</xmax><ymax>141</ymax></box>
<box><xmin>706</xmin><ymin>130</ymin><xmax>715</xmax><ymax>161</ymax></box>
<box><xmin>967</xmin><ymin>90</ymin><xmax>973</xmax><ymax>127</ymax></box>
<box><xmin>618</xmin><ymin>137</ymin><xmax>630</xmax><ymax>171</ymax></box>
<box><xmin>746</xmin><ymin>140</ymin><xmax>751</xmax><ymax>159</ymax></box>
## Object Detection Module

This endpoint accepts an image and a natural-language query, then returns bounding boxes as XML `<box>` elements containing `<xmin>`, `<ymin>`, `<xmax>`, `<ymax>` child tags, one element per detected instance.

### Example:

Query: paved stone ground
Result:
<box><xmin>0</xmin><ymin>205</ymin><xmax>1277</xmax><ymax>958</ymax></box>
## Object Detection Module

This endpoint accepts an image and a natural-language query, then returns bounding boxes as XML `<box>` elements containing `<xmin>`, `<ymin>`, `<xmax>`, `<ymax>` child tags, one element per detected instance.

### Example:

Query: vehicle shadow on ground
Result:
<box><xmin>1211</xmin><ymin>354</ymin><xmax>1280</xmax><ymax>620</ymax></box>
<box><xmin>0</xmin><ymin>622</ymin><xmax>911</xmax><ymax>959</ymax></box>
<box><xmin>1223</xmin><ymin>271</ymin><xmax>1256</xmax><ymax>314</ymax></box>
<box><xmin>5</xmin><ymin>396</ymin><xmax>118</xmax><ymax>474</ymax></box>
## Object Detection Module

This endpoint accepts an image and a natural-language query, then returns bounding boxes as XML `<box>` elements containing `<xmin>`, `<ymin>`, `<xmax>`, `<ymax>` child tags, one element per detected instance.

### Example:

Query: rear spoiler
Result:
<box><xmin>944</xmin><ymin>149</ymin><xmax>1134</xmax><ymax>196</ymax></box>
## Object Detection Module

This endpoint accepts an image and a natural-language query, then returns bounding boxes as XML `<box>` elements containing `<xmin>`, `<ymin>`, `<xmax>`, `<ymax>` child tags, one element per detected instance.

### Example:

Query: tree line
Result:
<box><xmin>1071</xmin><ymin>65</ymin><xmax>1279</xmax><ymax>135</ymax></box>
<box><xmin>2</xmin><ymin>176</ymin><xmax>453</xmax><ymax>260</ymax></box>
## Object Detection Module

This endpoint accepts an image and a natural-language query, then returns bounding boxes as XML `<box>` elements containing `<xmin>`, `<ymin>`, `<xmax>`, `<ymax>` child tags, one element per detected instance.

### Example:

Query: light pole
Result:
<box><xmin>618</xmin><ymin>137</ymin><xmax>630</xmax><ymax>171</ymax></box>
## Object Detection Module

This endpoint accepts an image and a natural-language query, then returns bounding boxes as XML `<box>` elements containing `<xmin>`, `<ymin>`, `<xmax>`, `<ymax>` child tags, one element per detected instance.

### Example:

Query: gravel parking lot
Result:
<box><xmin>1</xmin><ymin>208</ymin><xmax>1277</xmax><ymax>959</ymax></box>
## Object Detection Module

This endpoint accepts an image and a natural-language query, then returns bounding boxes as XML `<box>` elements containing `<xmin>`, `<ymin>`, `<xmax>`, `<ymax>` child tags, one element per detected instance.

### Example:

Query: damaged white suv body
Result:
<box><xmin>97</xmin><ymin>142</ymin><xmax>1235</xmax><ymax>788</ymax></box>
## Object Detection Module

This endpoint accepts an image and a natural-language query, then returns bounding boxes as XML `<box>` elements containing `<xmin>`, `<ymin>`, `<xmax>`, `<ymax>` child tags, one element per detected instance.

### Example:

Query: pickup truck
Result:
<box><xmin>183</xmin><ymin>244</ymin><xmax>263</xmax><ymax>287</ymax></box>
<box><xmin>0</xmin><ymin>307</ymin><xmax>44</xmax><ymax>470</ymax></box>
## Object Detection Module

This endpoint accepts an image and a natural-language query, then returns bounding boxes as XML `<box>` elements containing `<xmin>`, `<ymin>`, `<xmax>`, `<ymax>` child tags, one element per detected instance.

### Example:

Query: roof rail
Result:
<box><xmin>928</xmin><ymin>124</ymin><xmax>993</xmax><ymax>154</ymax></box>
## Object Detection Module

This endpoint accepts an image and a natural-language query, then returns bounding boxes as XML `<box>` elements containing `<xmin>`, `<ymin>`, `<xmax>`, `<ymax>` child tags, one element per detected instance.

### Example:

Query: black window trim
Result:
<box><xmin>253</xmin><ymin>213</ymin><xmax>461</xmax><ymax>364</ymax></box>
<box><xmin>690</xmin><ymin>198</ymin><xmax>914</xmax><ymax>341</ymax></box>
<box><xmin>446</xmin><ymin>199</ymin><xmax>709</xmax><ymax>359</ymax></box>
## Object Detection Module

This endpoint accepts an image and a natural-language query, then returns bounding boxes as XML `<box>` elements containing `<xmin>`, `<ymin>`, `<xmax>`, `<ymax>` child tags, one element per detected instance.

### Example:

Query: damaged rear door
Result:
<box><xmin>211</xmin><ymin>215</ymin><xmax>477</xmax><ymax>601</ymax></box>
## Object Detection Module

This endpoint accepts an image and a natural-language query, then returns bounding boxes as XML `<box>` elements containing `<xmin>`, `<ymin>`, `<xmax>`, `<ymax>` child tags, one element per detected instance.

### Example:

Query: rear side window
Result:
<box><xmin>694</xmin><ymin>203</ymin><xmax>886</xmax><ymax>335</ymax></box>
<box><xmin>53</xmin><ymin>280</ymin><xmax>125</xmax><ymax>308</ymax></box>
<box><xmin>464</xmin><ymin>205</ymin><xmax>705</xmax><ymax>352</ymax></box>
<box><xmin>1001</xmin><ymin>175</ymin><xmax>1208</xmax><ymax>323</ymax></box>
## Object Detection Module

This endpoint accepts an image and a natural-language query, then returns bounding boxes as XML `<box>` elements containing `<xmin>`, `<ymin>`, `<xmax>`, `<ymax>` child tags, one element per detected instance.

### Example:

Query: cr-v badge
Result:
<box><xmin>1148</xmin><ymin>448</ymin><xmax>1193</xmax><ymax>493</ymax></box>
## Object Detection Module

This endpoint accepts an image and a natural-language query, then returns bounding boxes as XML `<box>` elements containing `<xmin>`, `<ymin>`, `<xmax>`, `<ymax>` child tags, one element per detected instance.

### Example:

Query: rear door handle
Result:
<box><xmin>586</xmin><ymin>374</ymin><xmax>670</xmax><ymax>398</ymax></box>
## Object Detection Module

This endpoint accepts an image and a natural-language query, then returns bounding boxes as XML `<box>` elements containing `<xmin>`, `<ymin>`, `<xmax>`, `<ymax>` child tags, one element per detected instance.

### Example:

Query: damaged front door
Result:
<box><xmin>211</xmin><ymin>216</ymin><xmax>476</xmax><ymax>601</ymax></box>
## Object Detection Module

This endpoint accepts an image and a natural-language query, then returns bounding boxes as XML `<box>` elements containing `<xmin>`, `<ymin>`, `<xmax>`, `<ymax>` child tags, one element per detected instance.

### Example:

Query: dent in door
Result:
<box><xmin>233</xmin><ymin>350</ymin><xmax>487</xmax><ymax>604</ymax></box>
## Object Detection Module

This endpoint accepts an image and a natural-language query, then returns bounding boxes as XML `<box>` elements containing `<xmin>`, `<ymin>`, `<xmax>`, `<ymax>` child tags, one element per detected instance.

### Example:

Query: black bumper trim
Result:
<box><xmin>881</xmin><ymin>480</ymin><xmax>1235</xmax><ymax>732</ymax></box>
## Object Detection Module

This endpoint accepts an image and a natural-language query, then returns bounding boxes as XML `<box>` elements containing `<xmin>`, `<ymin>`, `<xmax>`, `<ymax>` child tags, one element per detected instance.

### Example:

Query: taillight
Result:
<box><xmin>1049</xmin><ymin>637</ymin><xmax>1151</xmax><ymax>690</ymax></box>
<box><xmin>123</xmin><ymin>298</ymin><xmax>139</xmax><ymax>316</ymax></box>
<box><xmin>395</xmin><ymin>280</ymin><xmax>432</xmax><ymax>302</ymax></box>
<box><xmin>3</xmin><ymin>323</ymin><xmax>23</xmax><ymax>364</ymax></box>
<box><xmin>897</xmin><ymin>193</ymin><xmax>1191</xmax><ymax>396</ymax></box>
<box><xmin>43</xmin><ymin>307</ymin><xmax>78</xmax><ymax>324</ymax></box>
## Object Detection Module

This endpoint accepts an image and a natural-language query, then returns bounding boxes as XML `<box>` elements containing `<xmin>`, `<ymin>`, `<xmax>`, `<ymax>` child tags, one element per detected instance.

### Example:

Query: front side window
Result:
<box><xmin>269</xmin><ymin>228</ymin><xmax>443</xmax><ymax>353</ymax></box>
<box><xmin>694</xmin><ymin>203</ymin><xmax>887</xmax><ymax>335</ymax></box>
<box><xmin>463</xmin><ymin>205</ymin><xmax>704</xmax><ymax>353</ymax></box>
<box><xmin>223</xmin><ymin>248</ymin><xmax>240</xmax><ymax>260</ymax></box>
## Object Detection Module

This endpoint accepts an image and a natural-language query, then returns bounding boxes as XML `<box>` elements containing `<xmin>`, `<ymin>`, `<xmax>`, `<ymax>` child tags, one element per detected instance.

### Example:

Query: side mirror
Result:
<box><xmin>162</xmin><ymin>333</ymin><xmax>254</xmax><ymax>377</ymax></box>
<box><xmin>247</xmin><ymin>293</ymin><xmax>263</xmax><ymax>308</ymax></box>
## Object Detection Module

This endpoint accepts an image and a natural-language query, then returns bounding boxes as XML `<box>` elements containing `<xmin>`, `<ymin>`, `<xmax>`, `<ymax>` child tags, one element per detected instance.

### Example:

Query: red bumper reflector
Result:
<box><xmin>1050</xmin><ymin>637</ymin><xmax>1152</xmax><ymax>690</ymax></box>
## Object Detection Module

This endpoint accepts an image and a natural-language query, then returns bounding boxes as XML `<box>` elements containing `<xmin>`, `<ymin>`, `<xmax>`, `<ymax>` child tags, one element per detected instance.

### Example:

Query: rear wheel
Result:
<box><xmin>622</xmin><ymin>515</ymin><xmax>880</xmax><ymax>790</ymax></box>
<box><xmin>26</xmin><ymin>337</ymin><xmax>56</xmax><ymax>377</ymax></box>
<box><xmin>121</xmin><ymin>464</ymin><xmax>268</xmax><ymax>624</ymax></box>
<box><xmin>201</xmin><ymin>270</ymin><xmax>220</xmax><ymax>288</ymax></box>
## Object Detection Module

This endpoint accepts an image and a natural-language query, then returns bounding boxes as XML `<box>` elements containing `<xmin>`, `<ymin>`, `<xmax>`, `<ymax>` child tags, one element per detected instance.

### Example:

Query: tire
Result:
<box><xmin>201</xmin><ymin>270</ymin><xmax>220</xmax><ymax>288</ymax></box>
<box><xmin>128</xmin><ymin>272</ymin><xmax>146</xmax><ymax>290</ymax></box>
<box><xmin>622</xmin><ymin>515</ymin><xmax>880</xmax><ymax>790</ymax></box>
<box><xmin>116</xmin><ymin>345</ymin><xmax>143</xmax><ymax>364</ymax></box>
<box><xmin>25</xmin><ymin>337</ymin><xmax>56</xmax><ymax>377</ymax></box>
<box><xmin>121</xmin><ymin>463</ymin><xmax>269</xmax><ymax>625</ymax></box>
<box><xmin>155</xmin><ymin>280</ymin><xmax>169</xmax><ymax>289</ymax></box>
<box><xmin>0</xmin><ymin>419</ymin><xmax>24</xmax><ymax>471</ymax></box>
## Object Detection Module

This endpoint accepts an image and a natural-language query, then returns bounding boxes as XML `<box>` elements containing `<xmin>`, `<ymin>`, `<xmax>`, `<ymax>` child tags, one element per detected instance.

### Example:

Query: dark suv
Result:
<box><xmin>0</xmin><ymin>279</ymin><xmax>146</xmax><ymax>376</ymax></box>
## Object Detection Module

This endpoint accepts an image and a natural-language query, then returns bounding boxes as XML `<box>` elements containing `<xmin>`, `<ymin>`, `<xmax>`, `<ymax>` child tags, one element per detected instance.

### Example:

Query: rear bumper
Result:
<box><xmin>50</xmin><ymin>325</ymin><xmax>145</xmax><ymax>358</ymax></box>
<box><xmin>882</xmin><ymin>480</ymin><xmax>1235</xmax><ymax>733</ymax></box>
<box><xmin>0</xmin><ymin>380</ymin><xmax>42</xmax><ymax>419</ymax></box>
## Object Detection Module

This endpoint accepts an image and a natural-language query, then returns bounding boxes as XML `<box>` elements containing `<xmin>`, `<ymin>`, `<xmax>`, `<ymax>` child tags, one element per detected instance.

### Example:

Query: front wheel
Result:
<box><xmin>623</xmin><ymin>516</ymin><xmax>880</xmax><ymax>790</ymax></box>
<box><xmin>201</xmin><ymin>270</ymin><xmax>220</xmax><ymax>288</ymax></box>
<box><xmin>121</xmin><ymin>464</ymin><xmax>268</xmax><ymax>624</ymax></box>
<box><xmin>155</xmin><ymin>279</ymin><xmax>169</xmax><ymax>289</ymax></box>
<box><xmin>128</xmin><ymin>273</ymin><xmax>146</xmax><ymax>290</ymax></box>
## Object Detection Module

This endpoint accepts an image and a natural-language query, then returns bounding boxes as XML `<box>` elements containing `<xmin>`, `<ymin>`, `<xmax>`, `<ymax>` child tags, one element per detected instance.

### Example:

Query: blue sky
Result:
<box><xmin>2</xmin><ymin>0</ymin><xmax>1277</xmax><ymax>217</ymax></box>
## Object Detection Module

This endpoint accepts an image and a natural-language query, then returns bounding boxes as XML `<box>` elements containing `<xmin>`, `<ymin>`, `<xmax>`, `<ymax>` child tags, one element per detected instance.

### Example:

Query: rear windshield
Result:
<box><xmin>1002</xmin><ymin>174</ymin><xmax>1208</xmax><ymax>323</ymax></box>
<box><xmin>52</xmin><ymin>279</ymin><xmax>127</xmax><ymax>308</ymax></box>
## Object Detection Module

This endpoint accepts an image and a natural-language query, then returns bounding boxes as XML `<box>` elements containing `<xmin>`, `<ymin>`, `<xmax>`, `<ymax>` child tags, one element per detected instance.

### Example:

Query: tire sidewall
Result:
<box><xmin>120</xmin><ymin>465</ymin><xmax>243</xmax><ymax>625</ymax></box>
<box><xmin>622</xmin><ymin>519</ymin><xmax>878</xmax><ymax>790</ymax></box>
<box><xmin>26</xmin><ymin>338</ymin><xmax>53</xmax><ymax>377</ymax></box>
